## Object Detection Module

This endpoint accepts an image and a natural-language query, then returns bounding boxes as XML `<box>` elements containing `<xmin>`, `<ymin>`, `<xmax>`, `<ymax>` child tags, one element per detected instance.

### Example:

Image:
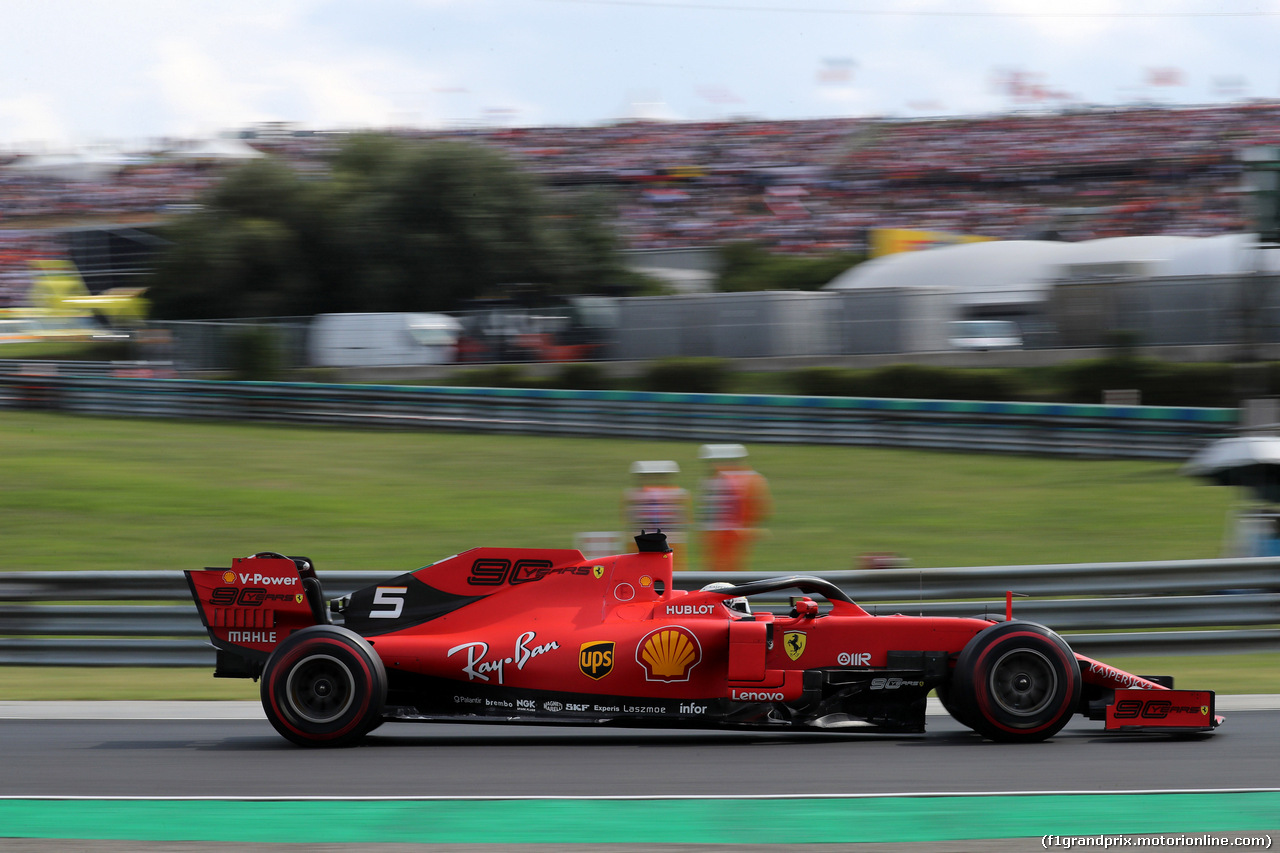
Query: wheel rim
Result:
<box><xmin>285</xmin><ymin>653</ymin><xmax>356</xmax><ymax>724</ymax></box>
<box><xmin>988</xmin><ymin>648</ymin><xmax>1057</xmax><ymax>717</ymax></box>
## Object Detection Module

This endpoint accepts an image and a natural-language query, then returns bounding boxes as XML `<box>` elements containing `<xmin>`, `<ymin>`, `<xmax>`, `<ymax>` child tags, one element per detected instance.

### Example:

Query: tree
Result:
<box><xmin>147</xmin><ymin>136</ymin><xmax>634</xmax><ymax>319</ymax></box>
<box><xmin>148</xmin><ymin>158</ymin><xmax>349</xmax><ymax>319</ymax></box>
<box><xmin>713</xmin><ymin>242</ymin><xmax>866</xmax><ymax>293</ymax></box>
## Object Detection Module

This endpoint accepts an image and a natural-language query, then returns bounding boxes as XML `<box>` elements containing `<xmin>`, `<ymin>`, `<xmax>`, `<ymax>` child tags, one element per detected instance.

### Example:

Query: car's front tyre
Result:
<box><xmin>947</xmin><ymin>621</ymin><xmax>1080</xmax><ymax>742</ymax></box>
<box><xmin>934</xmin><ymin>679</ymin><xmax>973</xmax><ymax>729</ymax></box>
<box><xmin>260</xmin><ymin>625</ymin><xmax>387</xmax><ymax>747</ymax></box>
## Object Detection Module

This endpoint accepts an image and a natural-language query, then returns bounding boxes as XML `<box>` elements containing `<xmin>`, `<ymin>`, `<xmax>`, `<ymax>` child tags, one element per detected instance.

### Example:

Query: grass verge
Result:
<box><xmin>0</xmin><ymin>411</ymin><xmax>1236</xmax><ymax>572</ymax></box>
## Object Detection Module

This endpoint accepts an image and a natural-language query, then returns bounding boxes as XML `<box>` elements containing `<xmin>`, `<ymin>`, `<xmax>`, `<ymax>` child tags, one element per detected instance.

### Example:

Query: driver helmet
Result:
<box><xmin>700</xmin><ymin>581</ymin><xmax>750</xmax><ymax>614</ymax></box>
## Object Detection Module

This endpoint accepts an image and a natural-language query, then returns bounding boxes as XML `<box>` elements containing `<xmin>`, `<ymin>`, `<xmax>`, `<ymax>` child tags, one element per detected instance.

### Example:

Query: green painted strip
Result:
<box><xmin>0</xmin><ymin>792</ymin><xmax>1276</xmax><ymax>844</ymax></box>
<box><xmin>17</xmin><ymin>375</ymin><xmax>1246</xmax><ymax>423</ymax></box>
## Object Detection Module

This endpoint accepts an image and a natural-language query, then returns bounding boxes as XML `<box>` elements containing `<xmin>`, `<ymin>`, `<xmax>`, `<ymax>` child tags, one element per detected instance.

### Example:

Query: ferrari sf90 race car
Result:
<box><xmin>185</xmin><ymin>532</ymin><xmax>1221</xmax><ymax>747</ymax></box>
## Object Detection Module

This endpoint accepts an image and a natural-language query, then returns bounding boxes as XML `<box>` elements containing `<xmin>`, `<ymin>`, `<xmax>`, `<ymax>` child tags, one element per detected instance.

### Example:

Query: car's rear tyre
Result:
<box><xmin>261</xmin><ymin>625</ymin><xmax>386</xmax><ymax>747</ymax></box>
<box><xmin>948</xmin><ymin>621</ymin><xmax>1080</xmax><ymax>742</ymax></box>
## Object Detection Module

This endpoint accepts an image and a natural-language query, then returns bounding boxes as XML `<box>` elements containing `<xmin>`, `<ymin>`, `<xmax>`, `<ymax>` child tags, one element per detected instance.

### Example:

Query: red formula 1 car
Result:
<box><xmin>185</xmin><ymin>532</ymin><xmax>1222</xmax><ymax>747</ymax></box>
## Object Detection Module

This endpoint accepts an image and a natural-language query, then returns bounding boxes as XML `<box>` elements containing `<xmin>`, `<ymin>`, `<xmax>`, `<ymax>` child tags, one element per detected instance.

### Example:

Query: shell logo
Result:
<box><xmin>222</xmin><ymin>571</ymin><xmax>236</xmax><ymax>584</ymax></box>
<box><xmin>636</xmin><ymin>626</ymin><xmax>701</xmax><ymax>682</ymax></box>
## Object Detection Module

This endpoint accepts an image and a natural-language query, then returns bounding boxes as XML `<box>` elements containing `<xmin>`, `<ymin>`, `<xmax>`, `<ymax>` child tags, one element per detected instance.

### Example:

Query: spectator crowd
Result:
<box><xmin>3</xmin><ymin>101</ymin><xmax>1280</xmax><ymax>306</ymax></box>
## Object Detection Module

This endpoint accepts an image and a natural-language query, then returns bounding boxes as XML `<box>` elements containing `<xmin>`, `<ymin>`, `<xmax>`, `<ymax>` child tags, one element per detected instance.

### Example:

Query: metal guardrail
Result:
<box><xmin>1</xmin><ymin>558</ymin><xmax>1275</xmax><ymax>665</ymax></box>
<box><xmin>0</xmin><ymin>375</ymin><xmax>1236</xmax><ymax>458</ymax></box>
<box><xmin>0</xmin><ymin>360</ymin><xmax>174</xmax><ymax>379</ymax></box>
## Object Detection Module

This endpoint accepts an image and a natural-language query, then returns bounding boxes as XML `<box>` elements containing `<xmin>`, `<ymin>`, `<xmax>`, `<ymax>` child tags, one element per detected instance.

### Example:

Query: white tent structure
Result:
<box><xmin>166</xmin><ymin>137</ymin><xmax>265</xmax><ymax>161</ymax></box>
<box><xmin>1</xmin><ymin>151</ymin><xmax>129</xmax><ymax>181</ymax></box>
<box><xmin>825</xmin><ymin>233</ymin><xmax>1280</xmax><ymax>314</ymax></box>
<box><xmin>826</xmin><ymin>239</ymin><xmax>1072</xmax><ymax>310</ymax></box>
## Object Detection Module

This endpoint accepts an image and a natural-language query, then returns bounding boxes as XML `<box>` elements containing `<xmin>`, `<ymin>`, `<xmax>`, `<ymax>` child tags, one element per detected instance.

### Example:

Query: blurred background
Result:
<box><xmin>1</xmin><ymin>0</ymin><xmax>1278</xmax><ymax>764</ymax></box>
<box><xmin>4</xmin><ymin>14</ymin><xmax>1280</xmax><ymax>853</ymax></box>
<box><xmin>3</xmin><ymin>1</ymin><xmax>1280</xmax><ymax>387</ymax></box>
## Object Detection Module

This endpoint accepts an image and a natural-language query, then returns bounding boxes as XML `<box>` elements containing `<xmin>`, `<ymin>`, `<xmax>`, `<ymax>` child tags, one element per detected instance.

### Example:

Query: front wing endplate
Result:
<box><xmin>1104</xmin><ymin>688</ymin><xmax>1218</xmax><ymax>732</ymax></box>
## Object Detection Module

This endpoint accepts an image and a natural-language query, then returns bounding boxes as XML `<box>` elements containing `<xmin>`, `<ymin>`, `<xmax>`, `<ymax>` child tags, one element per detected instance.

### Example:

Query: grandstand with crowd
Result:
<box><xmin>2</xmin><ymin>101</ymin><xmax>1278</xmax><ymax>309</ymax></box>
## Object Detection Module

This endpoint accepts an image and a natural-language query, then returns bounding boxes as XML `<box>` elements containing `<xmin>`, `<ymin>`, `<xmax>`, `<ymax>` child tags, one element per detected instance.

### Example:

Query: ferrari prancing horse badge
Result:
<box><xmin>783</xmin><ymin>631</ymin><xmax>806</xmax><ymax>661</ymax></box>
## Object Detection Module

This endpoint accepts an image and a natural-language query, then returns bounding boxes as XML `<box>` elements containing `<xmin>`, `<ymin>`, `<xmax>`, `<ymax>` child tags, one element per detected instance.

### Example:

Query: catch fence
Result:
<box><xmin>1</xmin><ymin>558</ymin><xmax>1276</xmax><ymax>666</ymax></box>
<box><xmin>0</xmin><ymin>374</ymin><xmax>1236</xmax><ymax>459</ymax></box>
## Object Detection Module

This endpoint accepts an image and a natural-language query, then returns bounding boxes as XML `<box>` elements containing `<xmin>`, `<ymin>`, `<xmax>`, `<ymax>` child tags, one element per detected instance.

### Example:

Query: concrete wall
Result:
<box><xmin>615</xmin><ymin>291</ymin><xmax>839</xmax><ymax>360</ymax></box>
<box><xmin>1049</xmin><ymin>274</ymin><xmax>1280</xmax><ymax>348</ymax></box>
<box><xmin>833</xmin><ymin>287</ymin><xmax>955</xmax><ymax>354</ymax></box>
<box><xmin>615</xmin><ymin>288</ymin><xmax>957</xmax><ymax>360</ymax></box>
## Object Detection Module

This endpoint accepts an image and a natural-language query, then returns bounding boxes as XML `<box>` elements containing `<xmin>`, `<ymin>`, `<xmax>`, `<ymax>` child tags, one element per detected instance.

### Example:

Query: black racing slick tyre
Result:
<box><xmin>260</xmin><ymin>625</ymin><xmax>387</xmax><ymax>747</ymax></box>
<box><xmin>949</xmin><ymin>621</ymin><xmax>1081</xmax><ymax>743</ymax></box>
<box><xmin>934</xmin><ymin>680</ymin><xmax>973</xmax><ymax>729</ymax></box>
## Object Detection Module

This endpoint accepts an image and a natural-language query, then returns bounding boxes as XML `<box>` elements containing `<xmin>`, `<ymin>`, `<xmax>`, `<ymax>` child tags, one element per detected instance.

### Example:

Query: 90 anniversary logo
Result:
<box><xmin>467</xmin><ymin>559</ymin><xmax>602</xmax><ymax>586</ymax></box>
<box><xmin>210</xmin><ymin>587</ymin><xmax>298</xmax><ymax>607</ymax></box>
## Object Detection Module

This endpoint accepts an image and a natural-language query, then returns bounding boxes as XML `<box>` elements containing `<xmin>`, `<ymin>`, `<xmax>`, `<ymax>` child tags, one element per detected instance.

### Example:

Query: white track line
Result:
<box><xmin>1</xmin><ymin>789</ymin><xmax>1278</xmax><ymax>801</ymax></box>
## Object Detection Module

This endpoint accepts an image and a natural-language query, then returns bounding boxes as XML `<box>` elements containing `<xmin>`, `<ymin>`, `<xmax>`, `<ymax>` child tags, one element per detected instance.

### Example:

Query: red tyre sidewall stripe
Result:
<box><xmin>267</xmin><ymin>637</ymin><xmax>374</xmax><ymax>742</ymax></box>
<box><xmin>971</xmin><ymin>630</ymin><xmax>1077</xmax><ymax>735</ymax></box>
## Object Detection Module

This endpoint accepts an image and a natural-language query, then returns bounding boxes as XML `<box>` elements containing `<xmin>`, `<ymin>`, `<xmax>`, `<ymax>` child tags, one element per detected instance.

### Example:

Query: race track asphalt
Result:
<box><xmin>0</xmin><ymin>699</ymin><xmax>1276</xmax><ymax>797</ymax></box>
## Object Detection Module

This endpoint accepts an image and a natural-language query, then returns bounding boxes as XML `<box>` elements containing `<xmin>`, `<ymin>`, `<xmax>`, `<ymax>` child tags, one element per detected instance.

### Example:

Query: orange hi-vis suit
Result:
<box><xmin>700</xmin><ymin>467</ymin><xmax>770</xmax><ymax>573</ymax></box>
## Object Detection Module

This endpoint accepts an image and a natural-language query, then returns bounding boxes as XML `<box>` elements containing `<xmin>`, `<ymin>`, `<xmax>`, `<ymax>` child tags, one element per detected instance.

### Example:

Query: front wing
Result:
<box><xmin>1104</xmin><ymin>688</ymin><xmax>1219</xmax><ymax>733</ymax></box>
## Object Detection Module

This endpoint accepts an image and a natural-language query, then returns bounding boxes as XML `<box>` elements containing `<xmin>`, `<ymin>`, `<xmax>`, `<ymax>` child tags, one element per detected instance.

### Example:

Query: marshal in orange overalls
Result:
<box><xmin>698</xmin><ymin>445</ymin><xmax>771</xmax><ymax>573</ymax></box>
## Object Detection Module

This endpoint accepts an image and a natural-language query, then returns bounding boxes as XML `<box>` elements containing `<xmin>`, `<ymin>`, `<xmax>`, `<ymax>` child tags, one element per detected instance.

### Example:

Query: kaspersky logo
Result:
<box><xmin>637</xmin><ymin>626</ymin><xmax>701</xmax><ymax>682</ymax></box>
<box><xmin>579</xmin><ymin>641</ymin><xmax>614</xmax><ymax>680</ymax></box>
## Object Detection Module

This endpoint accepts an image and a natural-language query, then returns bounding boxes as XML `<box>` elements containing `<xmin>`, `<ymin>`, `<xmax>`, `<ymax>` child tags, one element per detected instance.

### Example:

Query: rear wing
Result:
<box><xmin>185</xmin><ymin>552</ymin><xmax>327</xmax><ymax>678</ymax></box>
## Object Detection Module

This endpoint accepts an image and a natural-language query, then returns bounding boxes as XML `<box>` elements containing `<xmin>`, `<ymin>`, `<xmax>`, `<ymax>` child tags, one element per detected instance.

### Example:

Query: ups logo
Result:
<box><xmin>579</xmin><ymin>641</ymin><xmax>615</xmax><ymax>680</ymax></box>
